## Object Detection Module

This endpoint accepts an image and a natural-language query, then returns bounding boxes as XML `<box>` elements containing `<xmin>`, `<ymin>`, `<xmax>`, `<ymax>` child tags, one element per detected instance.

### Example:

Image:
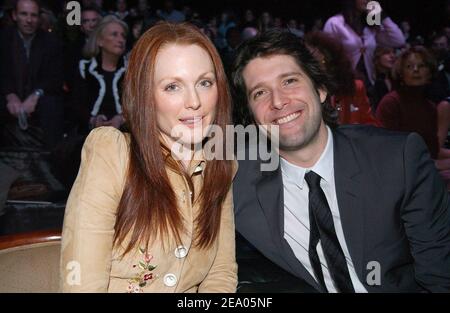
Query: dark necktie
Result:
<box><xmin>305</xmin><ymin>171</ymin><xmax>355</xmax><ymax>293</ymax></box>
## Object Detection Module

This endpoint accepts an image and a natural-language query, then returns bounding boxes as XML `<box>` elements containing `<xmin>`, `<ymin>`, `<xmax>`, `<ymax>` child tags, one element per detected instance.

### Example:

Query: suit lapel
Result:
<box><xmin>333</xmin><ymin>129</ymin><xmax>366</xmax><ymax>282</ymax></box>
<box><xmin>256</xmin><ymin>162</ymin><xmax>323</xmax><ymax>292</ymax></box>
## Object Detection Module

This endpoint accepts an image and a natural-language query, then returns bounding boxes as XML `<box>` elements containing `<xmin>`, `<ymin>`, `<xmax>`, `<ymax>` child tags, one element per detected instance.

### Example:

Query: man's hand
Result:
<box><xmin>22</xmin><ymin>93</ymin><xmax>40</xmax><ymax>114</ymax></box>
<box><xmin>6</xmin><ymin>93</ymin><xmax>22</xmax><ymax>117</ymax></box>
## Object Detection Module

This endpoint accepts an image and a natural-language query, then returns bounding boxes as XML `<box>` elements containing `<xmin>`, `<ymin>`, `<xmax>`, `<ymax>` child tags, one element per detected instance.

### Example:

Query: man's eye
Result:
<box><xmin>284</xmin><ymin>78</ymin><xmax>298</xmax><ymax>85</ymax></box>
<box><xmin>253</xmin><ymin>90</ymin><xmax>265</xmax><ymax>100</ymax></box>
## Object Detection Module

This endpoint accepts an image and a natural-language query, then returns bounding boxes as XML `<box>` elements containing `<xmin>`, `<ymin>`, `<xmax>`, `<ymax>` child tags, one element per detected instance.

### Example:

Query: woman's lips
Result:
<box><xmin>179</xmin><ymin>116</ymin><xmax>203</xmax><ymax>128</ymax></box>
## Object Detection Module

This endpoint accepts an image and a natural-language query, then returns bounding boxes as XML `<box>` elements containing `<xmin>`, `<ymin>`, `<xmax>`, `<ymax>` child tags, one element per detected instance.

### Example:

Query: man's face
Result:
<box><xmin>432</xmin><ymin>36</ymin><xmax>449</xmax><ymax>59</ymax></box>
<box><xmin>242</xmin><ymin>54</ymin><xmax>327</xmax><ymax>152</ymax></box>
<box><xmin>12</xmin><ymin>0</ymin><xmax>40</xmax><ymax>37</ymax></box>
<box><xmin>81</xmin><ymin>10</ymin><xmax>101</xmax><ymax>36</ymax></box>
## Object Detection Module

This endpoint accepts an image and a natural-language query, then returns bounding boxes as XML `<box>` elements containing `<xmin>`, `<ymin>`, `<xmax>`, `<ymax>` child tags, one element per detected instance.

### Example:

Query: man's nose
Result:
<box><xmin>271</xmin><ymin>88</ymin><xmax>289</xmax><ymax>110</ymax></box>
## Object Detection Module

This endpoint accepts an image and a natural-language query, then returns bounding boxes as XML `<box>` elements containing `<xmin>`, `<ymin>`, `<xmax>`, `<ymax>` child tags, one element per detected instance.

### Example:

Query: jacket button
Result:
<box><xmin>174</xmin><ymin>245</ymin><xmax>188</xmax><ymax>258</ymax></box>
<box><xmin>163</xmin><ymin>273</ymin><xmax>177</xmax><ymax>287</ymax></box>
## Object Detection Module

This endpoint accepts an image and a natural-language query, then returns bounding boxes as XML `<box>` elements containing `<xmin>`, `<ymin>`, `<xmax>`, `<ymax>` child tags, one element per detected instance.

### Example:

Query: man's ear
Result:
<box><xmin>318</xmin><ymin>88</ymin><xmax>327</xmax><ymax>103</ymax></box>
<box><xmin>12</xmin><ymin>10</ymin><xmax>17</xmax><ymax>22</ymax></box>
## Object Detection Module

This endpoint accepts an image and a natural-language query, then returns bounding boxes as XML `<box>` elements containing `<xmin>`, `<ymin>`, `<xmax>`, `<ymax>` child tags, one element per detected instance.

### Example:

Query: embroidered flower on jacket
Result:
<box><xmin>127</xmin><ymin>247</ymin><xmax>158</xmax><ymax>293</ymax></box>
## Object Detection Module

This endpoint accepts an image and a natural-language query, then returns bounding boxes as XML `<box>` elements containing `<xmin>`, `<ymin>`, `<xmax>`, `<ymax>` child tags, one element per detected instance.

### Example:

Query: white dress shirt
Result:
<box><xmin>281</xmin><ymin>126</ymin><xmax>367</xmax><ymax>293</ymax></box>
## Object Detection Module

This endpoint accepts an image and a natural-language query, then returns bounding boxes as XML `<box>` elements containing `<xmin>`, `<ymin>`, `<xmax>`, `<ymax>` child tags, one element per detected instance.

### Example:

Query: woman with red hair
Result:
<box><xmin>60</xmin><ymin>22</ymin><xmax>237</xmax><ymax>293</ymax></box>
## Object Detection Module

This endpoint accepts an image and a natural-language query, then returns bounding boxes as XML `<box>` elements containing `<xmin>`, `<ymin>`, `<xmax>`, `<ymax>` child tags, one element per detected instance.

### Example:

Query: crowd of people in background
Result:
<box><xmin>1</xmin><ymin>0</ymin><xmax>450</xmax><ymax>189</ymax></box>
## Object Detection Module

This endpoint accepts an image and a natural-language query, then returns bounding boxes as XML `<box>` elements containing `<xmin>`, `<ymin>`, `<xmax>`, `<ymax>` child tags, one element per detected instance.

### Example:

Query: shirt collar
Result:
<box><xmin>281</xmin><ymin>126</ymin><xmax>334</xmax><ymax>189</ymax></box>
<box><xmin>163</xmin><ymin>144</ymin><xmax>207</xmax><ymax>177</ymax></box>
<box><xmin>17</xmin><ymin>29</ymin><xmax>36</xmax><ymax>44</ymax></box>
<box><xmin>189</xmin><ymin>148</ymin><xmax>206</xmax><ymax>177</ymax></box>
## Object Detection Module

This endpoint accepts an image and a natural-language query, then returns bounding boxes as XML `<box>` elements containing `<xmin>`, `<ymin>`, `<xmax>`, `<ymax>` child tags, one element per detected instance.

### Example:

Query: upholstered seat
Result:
<box><xmin>0</xmin><ymin>230</ymin><xmax>61</xmax><ymax>292</ymax></box>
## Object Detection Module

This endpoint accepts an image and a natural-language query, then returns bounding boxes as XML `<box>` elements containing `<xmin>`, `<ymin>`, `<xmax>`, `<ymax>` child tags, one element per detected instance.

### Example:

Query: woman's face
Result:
<box><xmin>132</xmin><ymin>21</ymin><xmax>143</xmax><ymax>39</ymax></box>
<box><xmin>153</xmin><ymin>44</ymin><xmax>218</xmax><ymax>149</ymax></box>
<box><xmin>116</xmin><ymin>0</ymin><xmax>127</xmax><ymax>12</ymax></box>
<box><xmin>245</xmin><ymin>10</ymin><xmax>254</xmax><ymax>22</ymax></box>
<box><xmin>98</xmin><ymin>22</ymin><xmax>126</xmax><ymax>57</ymax></box>
<box><xmin>379</xmin><ymin>50</ymin><xmax>396</xmax><ymax>70</ymax></box>
<box><xmin>402</xmin><ymin>53</ymin><xmax>431</xmax><ymax>87</ymax></box>
<box><xmin>262</xmin><ymin>12</ymin><xmax>271</xmax><ymax>25</ymax></box>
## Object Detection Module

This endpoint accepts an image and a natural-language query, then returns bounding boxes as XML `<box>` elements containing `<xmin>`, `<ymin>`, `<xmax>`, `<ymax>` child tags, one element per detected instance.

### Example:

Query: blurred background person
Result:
<box><xmin>287</xmin><ymin>19</ymin><xmax>304</xmax><ymax>38</ymax></box>
<box><xmin>323</xmin><ymin>0</ymin><xmax>405</xmax><ymax>88</ymax></box>
<box><xmin>376</xmin><ymin>47</ymin><xmax>447</xmax><ymax>162</ymax></box>
<box><xmin>242</xmin><ymin>9</ymin><xmax>256</xmax><ymax>29</ymax></box>
<box><xmin>113</xmin><ymin>0</ymin><xmax>131</xmax><ymax>24</ymax></box>
<box><xmin>370</xmin><ymin>46</ymin><xmax>397</xmax><ymax>112</ymax></box>
<box><xmin>70</xmin><ymin>15</ymin><xmax>128</xmax><ymax>135</ymax></box>
<box><xmin>400</xmin><ymin>20</ymin><xmax>411</xmax><ymax>42</ymax></box>
<box><xmin>257</xmin><ymin>11</ymin><xmax>273</xmax><ymax>33</ymax></box>
<box><xmin>305</xmin><ymin>31</ymin><xmax>379</xmax><ymax>126</ymax></box>
<box><xmin>157</xmin><ymin>0</ymin><xmax>185</xmax><ymax>23</ymax></box>
<box><xmin>64</xmin><ymin>5</ymin><xmax>101</xmax><ymax>90</ymax></box>
<box><xmin>0</xmin><ymin>0</ymin><xmax>63</xmax><ymax>149</ymax></box>
<box><xmin>216</xmin><ymin>10</ymin><xmax>236</xmax><ymax>50</ymax></box>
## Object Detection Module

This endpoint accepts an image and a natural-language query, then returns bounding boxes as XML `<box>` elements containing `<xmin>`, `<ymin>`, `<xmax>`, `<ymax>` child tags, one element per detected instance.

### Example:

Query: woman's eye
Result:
<box><xmin>199</xmin><ymin>80</ymin><xmax>213</xmax><ymax>87</ymax></box>
<box><xmin>165</xmin><ymin>84</ymin><xmax>179</xmax><ymax>92</ymax></box>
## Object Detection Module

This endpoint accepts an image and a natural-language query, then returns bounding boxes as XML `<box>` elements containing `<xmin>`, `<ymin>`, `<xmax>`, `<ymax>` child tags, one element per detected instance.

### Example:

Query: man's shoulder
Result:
<box><xmin>335</xmin><ymin>125</ymin><xmax>410</xmax><ymax>143</ymax></box>
<box><xmin>0</xmin><ymin>26</ymin><xmax>16</xmax><ymax>44</ymax></box>
<box><xmin>334</xmin><ymin>125</ymin><xmax>427</xmax><ymax>161</ymax></box>
<box><xmin>35</xmin><ymin>29</ymin><xmax>62</xmax><ymax>48</ymax></box>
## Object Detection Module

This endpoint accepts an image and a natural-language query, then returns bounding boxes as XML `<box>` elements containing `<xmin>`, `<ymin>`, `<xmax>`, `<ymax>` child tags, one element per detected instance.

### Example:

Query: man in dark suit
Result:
<box><xmin>0</xmin><ymin>0</ymin><xmax>63</xmax><ymax>149</ymax></box>
<box><xmin>231</xmin><ymin>30</ymin><xmax>450</xmax><ymax>292</ymax></box>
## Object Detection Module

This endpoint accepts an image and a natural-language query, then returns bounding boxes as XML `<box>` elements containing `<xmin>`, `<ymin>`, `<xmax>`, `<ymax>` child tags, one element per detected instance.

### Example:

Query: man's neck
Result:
<box><xmin>17</xmin><ymin>29</ymin><xmax>36</xmax><ymax>42</ymax></box>
<box><xmin>279</xmin><ymin>123</ymin><xmax>329</xmax><ymax>169</ymax></box>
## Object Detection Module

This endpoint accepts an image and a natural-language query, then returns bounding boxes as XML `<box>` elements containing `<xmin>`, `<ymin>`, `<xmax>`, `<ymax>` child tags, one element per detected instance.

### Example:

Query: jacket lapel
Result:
<box><xmin>333</xmin><ymin>129</ymin><xmax>366</xmax><ymax>283</ymax></box>
<box><xmin>29</xmin><ymin>31</ymin><xmax>43</xmax><ymax>86</ymax></box>
<box><xmin>255</xmin><ymin>162</ymin><xmax>323</xmax><ymax>292</ymax></box>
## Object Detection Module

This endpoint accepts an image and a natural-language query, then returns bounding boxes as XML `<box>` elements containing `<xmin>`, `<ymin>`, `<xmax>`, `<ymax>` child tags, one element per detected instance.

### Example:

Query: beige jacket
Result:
<box><xmin>60</xmin><ymin>127</ymin><xmax>238</xmax><ymax>293</ymax></box>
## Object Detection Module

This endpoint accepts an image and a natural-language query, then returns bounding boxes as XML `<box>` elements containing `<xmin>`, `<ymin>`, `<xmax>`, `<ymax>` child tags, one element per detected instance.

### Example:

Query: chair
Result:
<box><xmin>0</xmin><ymin>229</ymin><xmax>61</xmax><ymax>292</ymax></box>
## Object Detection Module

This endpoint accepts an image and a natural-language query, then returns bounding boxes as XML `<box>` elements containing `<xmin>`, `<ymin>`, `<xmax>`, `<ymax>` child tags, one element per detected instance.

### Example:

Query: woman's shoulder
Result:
<box><xmin>377</xmin><ymin>90</ymin><xmax>402</xmax><ymax>110</ymax></box>
<box><xmin>354</xmin><ymin>79</ymin><xmax>368</xmax><ymax>93</ymax></box>
<box><xmin>324</xmin><ymin>14</ymin><xmax>345</xmax><ymax>27</ymax></box>
<box><xmin>83</xmin><ymin>127</ymin><xmax>130</xmax><ymax>161</ymax></box>
<box><xmin>78</xmin><ymin>57</ymin><xmax>96</xmax><ymax>79</ymax></box>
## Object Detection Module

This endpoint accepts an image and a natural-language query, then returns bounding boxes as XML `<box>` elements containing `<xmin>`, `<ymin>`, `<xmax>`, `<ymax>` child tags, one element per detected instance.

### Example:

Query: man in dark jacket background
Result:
<box><xmin>0</xmin><ymin>0</ymin><xmax>63</xmax><ymax>149</ymax></box>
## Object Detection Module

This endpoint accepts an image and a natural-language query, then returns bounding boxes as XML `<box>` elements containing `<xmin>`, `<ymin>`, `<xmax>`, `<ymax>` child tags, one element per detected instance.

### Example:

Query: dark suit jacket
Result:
<box><xmin>0</xmin><ymin>26</ymin><xmax>63</xmax><ymax>100</ymax></box>
<box><xmin>233</xmin><ymin>125</ymin><xmax>450</xmax><ymax>292</ymax></box>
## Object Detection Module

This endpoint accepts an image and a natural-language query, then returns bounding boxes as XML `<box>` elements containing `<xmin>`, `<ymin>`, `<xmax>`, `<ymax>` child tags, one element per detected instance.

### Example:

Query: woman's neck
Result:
<box><xmin>398</xmin><ymin>84</ymin><xmax>427</xmax><ymax>99</ymax></box>
<box><xmin>101</xmin><ymin>51</ymin><xmax>120</xmax><ymax>71</ymax></box>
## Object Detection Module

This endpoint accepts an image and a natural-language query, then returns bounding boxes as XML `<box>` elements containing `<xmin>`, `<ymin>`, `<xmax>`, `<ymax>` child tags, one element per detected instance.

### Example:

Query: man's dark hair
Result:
<box><xmin>14</xmin><ymin>0</ymin><xmax>41</xmax><ymax>12</ymax></box>
<box><xmin>231</xmin><ymin>29</ymin><xmax>338</xmax><ymax>128</ymax></box>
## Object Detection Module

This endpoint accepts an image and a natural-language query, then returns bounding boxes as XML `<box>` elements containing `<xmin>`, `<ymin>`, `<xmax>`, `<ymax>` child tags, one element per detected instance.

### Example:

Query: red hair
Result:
<box><xmin>115</xmin><ymin>22</ymin><xmax>233</xmax><ymax>254</ymax></box>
